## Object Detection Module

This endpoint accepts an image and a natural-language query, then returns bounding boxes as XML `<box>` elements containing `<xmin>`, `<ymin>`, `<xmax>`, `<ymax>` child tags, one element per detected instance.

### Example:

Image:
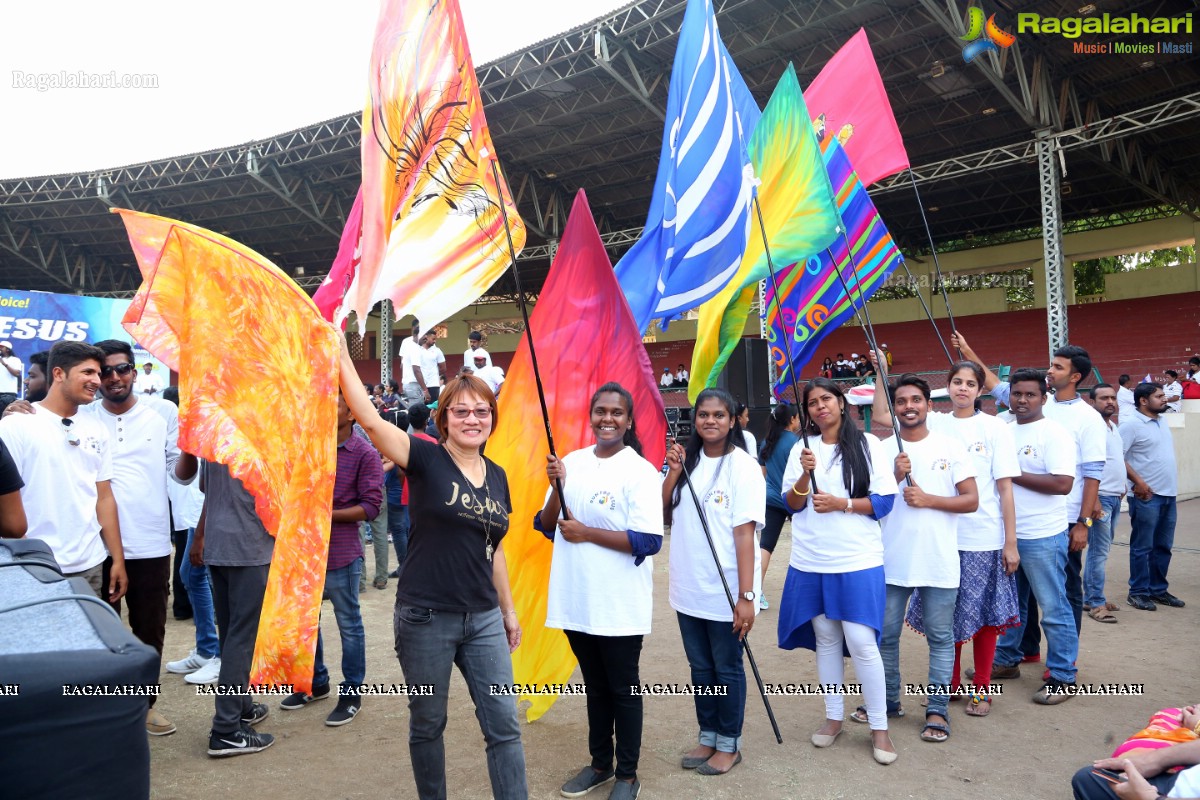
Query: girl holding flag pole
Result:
<box><xmin>536</xmin><ymin>382</ymin><xmax>663</xmax><ymax>800</ymax></box>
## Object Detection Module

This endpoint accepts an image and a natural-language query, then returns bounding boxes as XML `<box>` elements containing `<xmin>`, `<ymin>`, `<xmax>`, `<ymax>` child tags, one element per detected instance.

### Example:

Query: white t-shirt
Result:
<box><xmin>741</xmin><ymin>430</ymin><xmax>757</xmax><ymax>459</ymax></box>
<box><xmin>82</xmin><ymin>398</ymin><xmax>182</xmax><ymax>560</ymax></box>
<box><xmin>1164</xmin><ymin>380</ymin><xmax>1183</xmax><ymax>412</ymax></box>
<box><xmin>928</xmin><ymin>411</ymin><xmax>1020</xmax><ymax>551</ymax></box>
<box><xmin>134</xmin><ymin>370</ymin><xmax>164</xmax><ymax>395</ymax></box>
<box><xmin>675</xmin><ymin>369</ymin><xmax>689</xmax><ymax>382</ymax></box>
<box><xmin>545</xmin><ymin>446</ymin><xmax>664</xmax><ymax>635</ymax></box>
<box><xmin>668</xmin><ymin>447</ymin><xmax>765</xmax><ymax>622</ymax></box>
<box><xmin>0</xmin><ymin>404</ymin><xmax>113</xmax><ymax>572</ymax></box>
<box><xmin>1011</xmin><ymin>417</ymin><xmax>1076</xmax><ymax>539</ymax></box>
<box><xmin>399</xmin><ymin>336</ymin><xmax>423</xmax><ymax>385</ymax></box>
<box><xmin>464</xmin><ymin>347</ymin><xmax>492</xmax><ymax>369</ymax></box>
<box><xmin>168</xmin><ymin>471</ymin><xmax>205</xmax><ymax>530</ymax></box>
<box><xmin>0</xmin><ymin>355</ymin><xmax>21</xmax><ymax>394</ymax></box>
<box><xmin>1099</xmin><ymin>419</ymin><xmax>1126</xmax><ymax>496</ymax></box>
<box><xmin>781</xmin><ymin>433</ymin><xmax>898</xmax><ymax>573</ymax></box>
<box><xmin>660</xmin><ymin>372</ymin><xmax>674</xmax><ymax>387</ymax></box>
<box><xmin>420</xmin><ymin>345</ymin><xmax>445</xmax><ymax>388</ymax></box>
<box><xmin>1045</xmin><ymin>394</ymin><xmax>1107</xmax><ymax>522</ymax></box>
<box><xmin>474</xmin><ymin>365</ymin><xmax>505</xmax><ymax>394</ymax></box>
<box><xmin>1169</xmin><ymin>764</ymin><xmax>1200</xmax><ymax>798</ymax></box>
<box><xmin>881</xmin><ymin>431</ymin><xmax>975</xmax><ymax>588</ymax></box>
<box><xmin>1117</xmin><ymin>386</ymin><xmax>1136</xmax><ymax>419</ymax></box>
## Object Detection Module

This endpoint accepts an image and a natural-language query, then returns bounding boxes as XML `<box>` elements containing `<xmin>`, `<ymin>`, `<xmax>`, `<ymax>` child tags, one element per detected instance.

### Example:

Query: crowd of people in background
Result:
<box><xmin>0</xmin><ymin>321</ymin><xmax>1193</xmax><ymax>800</ymax></box>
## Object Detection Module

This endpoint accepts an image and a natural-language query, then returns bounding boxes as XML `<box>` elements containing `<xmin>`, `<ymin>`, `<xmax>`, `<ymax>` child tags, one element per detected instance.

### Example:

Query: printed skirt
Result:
<box><xmin>906</xmin><ymin>549</ymin><xmax>1019</xmax><ymax>643</ymax></box>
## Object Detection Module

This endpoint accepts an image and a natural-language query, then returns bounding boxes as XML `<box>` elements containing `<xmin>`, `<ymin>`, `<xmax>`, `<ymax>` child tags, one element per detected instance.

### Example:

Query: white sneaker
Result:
<box><xmin>166</xmin><ymin>649</ymin><xmax>213</xmax><ymax>675</ymax></box>
<box><xmin>185</xmin><ymin>657</ymin><xmax>222</xmax><ymax>685</ymax></box>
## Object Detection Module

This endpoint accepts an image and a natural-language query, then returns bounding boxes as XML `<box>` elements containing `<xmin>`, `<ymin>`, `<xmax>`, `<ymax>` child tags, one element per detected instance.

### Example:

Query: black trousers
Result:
<box><xmin>565</xmin><ymin>630</ymin><xmax>644</xmax><ymax>780</ymax></box>
<box><xmin>171</xmin><ymin>526</ymin><xmax>194</xmax><ymax>619</ymax></box>
<box><xmin>103</xmin><ymin>555</ymin><xmax>170</xmax><ymax>708</ymax></box>
<box><xmin>209</xmin><ymin>564</ymin><xmax>270</xmax><ymax>734</ymax></box>
<box><xmin>1070</xmin><ymin>765</ymin><xmax>1175</xmax><ymax>800</ymax></box>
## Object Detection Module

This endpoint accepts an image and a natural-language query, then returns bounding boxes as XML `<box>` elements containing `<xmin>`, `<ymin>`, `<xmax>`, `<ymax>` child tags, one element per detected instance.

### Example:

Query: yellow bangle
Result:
<box><xmin>791</xmin><ymin>484</ymin><xmax>811</xmax><ymax>497</ymax></box>
<box><xmin>1193</xmin><ymin>721</ymin><xmax>1200</xmax><ymax>737</ymax></box>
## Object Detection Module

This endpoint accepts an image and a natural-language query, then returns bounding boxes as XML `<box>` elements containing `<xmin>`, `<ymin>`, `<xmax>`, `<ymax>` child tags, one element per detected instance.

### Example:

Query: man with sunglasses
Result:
<box><xmin>83</xmin><ymin>340</ymin><xmax>198</xmax><ymax>737</ymax></box>
<box><xmin>0</xmin><ymin>341</ymin><xmax>127</xmax><ymax>603</ymax></box>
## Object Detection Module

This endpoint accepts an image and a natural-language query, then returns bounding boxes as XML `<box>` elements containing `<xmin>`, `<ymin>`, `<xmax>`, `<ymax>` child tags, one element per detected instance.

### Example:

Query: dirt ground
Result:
<box><xmin>148</xmin><ymin>500</ymin><xmax>1200</xmax><ymax>800</ymax></box>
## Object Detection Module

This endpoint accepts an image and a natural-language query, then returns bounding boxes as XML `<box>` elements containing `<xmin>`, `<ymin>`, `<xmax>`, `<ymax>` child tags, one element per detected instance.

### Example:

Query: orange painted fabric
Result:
<box><xmin>116</xmin><ymin>209</ymin><xmax>339</xmax><ymax>693</ymax></box>
<box><xmin>346</xmin><ymin>0</ymin><xmax>526</xmax><ymax>331</ymax></box>
<box><xmin>488</xmin><ymin>191</ymin><xmax>667</xmax><ymax>721</ymax></box>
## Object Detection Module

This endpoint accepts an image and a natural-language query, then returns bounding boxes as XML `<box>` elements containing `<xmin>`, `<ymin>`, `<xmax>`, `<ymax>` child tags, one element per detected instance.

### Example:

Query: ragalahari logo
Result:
<box><xmin>961</xmin><ymin>7</ymin><xmax>1016</xmax><ymax>62</ymax></box>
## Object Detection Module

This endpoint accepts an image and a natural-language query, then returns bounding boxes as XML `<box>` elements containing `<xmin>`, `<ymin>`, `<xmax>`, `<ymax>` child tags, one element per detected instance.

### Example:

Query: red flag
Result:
<box><xmin>313</xmin><ymin>187</ymin><xmax>363</xmax><ymax>323</ymax></box>
<box><xmin>488</xmin><ymin>189</ymin><xmax>666</xmax><ymax>721</ymax></box>
<box><xmin>804</xmin><ymin>29</ymin><xmax>909</xmax><ymax>185</ymax></box>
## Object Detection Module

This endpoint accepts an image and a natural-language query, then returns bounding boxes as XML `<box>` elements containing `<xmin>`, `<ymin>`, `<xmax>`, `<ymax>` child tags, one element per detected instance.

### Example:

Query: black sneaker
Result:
<box><xmin>241</xmin><ymin>702</ymin><xmax>269</xmax><ymax>726</ymax></box>
<box><xmin>325</xmin><ymin>695</ymin><xmax>361</xmax><ymax>727</ymax></box>
<box><xmin>560</xmin><ymin>765</ymin><xmax>615</xmax><ymax>797</ymax></box>
<box><xmin>207</xmin><ymin>726</ymin><xmax>275</xmax><ymax>757</ymax></box>
<box><xmin>1127</xmin><ymin>594</ymin><xmax>1157</xmax><ymax>611</ymax></box>
<box><xmin>1032</xmin><ymin>678</ymin><xmax>1076</xmax><ymax>705</ymax></box>
<box><xmin>1150</xmin><ymin>592</ymin><xmax>1185</xmax><ymax>608</ymax></box>
<box><xmin>280</xmin><ymin>683</ymin><xmax>331</xmax><ymax>710</ymax></box>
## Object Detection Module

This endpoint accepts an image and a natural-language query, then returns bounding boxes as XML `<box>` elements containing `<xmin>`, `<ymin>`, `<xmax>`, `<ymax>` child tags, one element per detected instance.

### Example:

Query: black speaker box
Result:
<box><xmin>719</xmin><ymin>338</ymin><xmax>772</xmax><ymax>408</ymax></box>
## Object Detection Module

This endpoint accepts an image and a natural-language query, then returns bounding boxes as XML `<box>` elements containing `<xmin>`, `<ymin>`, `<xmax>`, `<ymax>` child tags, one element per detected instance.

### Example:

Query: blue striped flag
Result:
<box><xmin>614</xmin><ymin>0</ymin><xmax>761</xmax><ymax>334</ymax></box>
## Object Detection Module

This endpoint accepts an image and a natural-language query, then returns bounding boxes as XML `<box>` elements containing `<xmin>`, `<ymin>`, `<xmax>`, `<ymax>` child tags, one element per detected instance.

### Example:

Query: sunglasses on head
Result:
<box><xmin>61</xmin><ymin>418</ymin><xmax>80</xmax><ymax>446</ymax></box>
<box><xmin>100</xmin><ymin>363</ymin><xmax>136</xmax><ymax>379</ymax></box>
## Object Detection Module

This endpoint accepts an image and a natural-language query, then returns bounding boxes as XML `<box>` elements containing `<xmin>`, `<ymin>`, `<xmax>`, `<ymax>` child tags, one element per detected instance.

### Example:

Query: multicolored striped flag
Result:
<box><xmin>335</xmin><ymin>0</ymin><xmax>525</xmax><ymax>331</ymax></box>
<box><xmin>116</xmin><ymin>209</ymin><xmax>339</xmax><ymax>694</ymax></box>
<box><xmin>689</xmin><ymin>64</ymin><xmax>841</xmax><ymax>401</ymax></box>
<box><xmin>763</xmin><ymin>139</ymin><xmax>906</xmax><ymax>396</ymax></box>
<box><xmin>614</xmin><ymin>0</ymin><xmax>761</xmax><ymax>334</ymax></box>
<box><xmin>488</xmin><ymin>190</ymin><xmax>667</xmax><ymax>721</ymax></box>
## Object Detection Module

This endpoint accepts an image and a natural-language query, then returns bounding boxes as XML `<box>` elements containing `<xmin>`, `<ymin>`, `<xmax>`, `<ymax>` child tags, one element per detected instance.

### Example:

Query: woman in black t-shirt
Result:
<box><xmin>338</xmin><ymin>342</ymin><xmax>527</xmax><ymax>800</ymax></box>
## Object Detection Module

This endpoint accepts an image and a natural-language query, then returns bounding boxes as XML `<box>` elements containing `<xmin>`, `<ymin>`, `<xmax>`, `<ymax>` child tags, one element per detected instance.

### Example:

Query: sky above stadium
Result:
<box><xmin>0</xmin><ymin>0</ymin><xmax>629</xmax><ymax>179</ymax></box>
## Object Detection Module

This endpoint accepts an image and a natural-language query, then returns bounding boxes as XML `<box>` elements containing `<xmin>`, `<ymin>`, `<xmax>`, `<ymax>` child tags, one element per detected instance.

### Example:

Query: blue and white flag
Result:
<box><xmin>614</xmin><ymin>0</ymin><xmax>761</xmax><ymax>334</ymax></box>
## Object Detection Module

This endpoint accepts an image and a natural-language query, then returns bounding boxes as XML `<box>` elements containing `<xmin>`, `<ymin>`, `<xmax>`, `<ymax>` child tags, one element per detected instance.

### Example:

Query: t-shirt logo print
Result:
<box><xmin>1020</xmin><ymin>444</ymin><xmax>1039</xmax><ymax>458</ymax></box>
<box><xmin>589</xmin><ymin>490</ymin><xmax>617</xmax><ymax>510</ymax></box>
<box><xmin>705</xmin><ymin>489</ymin><xmax>731</xmax><ymax>509</ymax></box>
<box><xmin>932</xmin><ymin>458</ymin><xmax>952</xmax><ymax>472</ymax></box>
<box><xmin>968</xmin><ymin>441</ymin><xmax>989</xmax><ymax>457</ymax></box>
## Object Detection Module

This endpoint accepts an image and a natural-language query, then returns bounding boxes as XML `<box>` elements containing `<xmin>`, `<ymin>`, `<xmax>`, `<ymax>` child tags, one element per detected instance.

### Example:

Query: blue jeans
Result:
<box><xmin>178</xmin><ymin>527</ymin><xmax>219</xmax><ymax>658</ymax></box>
<box><xmin>1127</xmin><ymin>494</ymin><xmax>1177</xmax><ymax>597</ymax></box>
<box><xmin>389</xmin><ymin>503</ymin><xmax>409</xmax><ymax>565</ymax></box>
<box><xmin>395</xmin><ymin>605</ymin><xmax>526</xmax><ymax>800</ymax></box>
<box><xmin>880</xmin><ymin>585</ymin><xmax>957</xmax><ymax>719</ymax></box>
<box><xmin>1084</xmin><ymin>495</ymin><xmax>1122</xmax><ymax>608</ymax></box>
<box><xmin>675</xmin><ymin>612</ymin><xmax>746</xmax><ymax>753</ymax></box>
<box><xmin>995</xmin><ymin>532</ymin><xmax>1078</xmax><ymax>682</ymax></box>
<box><xmin>313</xmin><ymin>557</ymin><xmax>366</xmax><ymax>692</ymax></box>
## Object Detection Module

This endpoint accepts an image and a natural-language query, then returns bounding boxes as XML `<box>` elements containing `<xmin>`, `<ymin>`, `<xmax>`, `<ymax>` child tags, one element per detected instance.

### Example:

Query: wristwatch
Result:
<box><xmin>843</xmin><ymin>497</ymin><xmax>854</xmax><ymax>514</ymax></box>
<box><xmin>1076</xmin><ymin>517</ymin><xmax>1093</xmax><ymax>528</ymax></box>
<box><xmin>741</xmin><ymin>590</ymin><xmax>757</xmax><ymax>602</ymax></box>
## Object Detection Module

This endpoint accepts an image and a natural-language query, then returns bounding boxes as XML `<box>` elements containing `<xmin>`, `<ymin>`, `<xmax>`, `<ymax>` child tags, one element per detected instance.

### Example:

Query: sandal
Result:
<box><xmin>850</xmin><ymin>704</ymin><xmax>904</xmax><ymax>724</ymax></box>
<box><xmin>920</xmin><ymin>711</ymin><xmax>951</xmax><ymax>743</ymax></box>
<box><xmin>1088</xmin><ymin>606</ymin><xmax>1118</xmax><ymax>624</ymax></box>
<box><xmin>964</xmin><ymin>690</ymin><xmax>991</xmax><ymax>717</ymax></box>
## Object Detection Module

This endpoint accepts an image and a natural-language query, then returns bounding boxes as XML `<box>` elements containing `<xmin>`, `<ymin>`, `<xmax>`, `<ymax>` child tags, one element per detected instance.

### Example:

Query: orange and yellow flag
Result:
<box><xmin>117</xmin><ymin>209</ymin><xmax>339</xmax><ymax>693</ymax></box>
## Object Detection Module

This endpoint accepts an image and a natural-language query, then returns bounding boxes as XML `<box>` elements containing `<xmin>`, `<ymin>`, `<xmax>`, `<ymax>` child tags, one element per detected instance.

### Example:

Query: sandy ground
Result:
<box><xmin>146</xmin><ymin>500</ymin><xmax>1200</xmax><ymax>800</ymax></box>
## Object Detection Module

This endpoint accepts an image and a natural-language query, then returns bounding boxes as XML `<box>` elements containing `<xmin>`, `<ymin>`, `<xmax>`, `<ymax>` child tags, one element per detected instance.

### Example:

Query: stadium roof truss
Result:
<box><xmin>2</xmin><ymin>0</ymin><xmax>1198</xmax><ymax>300</ymax></box>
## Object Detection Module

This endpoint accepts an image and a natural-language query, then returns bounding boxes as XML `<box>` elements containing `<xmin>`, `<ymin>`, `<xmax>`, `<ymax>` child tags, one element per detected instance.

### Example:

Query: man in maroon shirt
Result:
<box><xmin>279</xmin><ymin>393</ymin><xmax>382</xmax><ymax>726</ymax></box>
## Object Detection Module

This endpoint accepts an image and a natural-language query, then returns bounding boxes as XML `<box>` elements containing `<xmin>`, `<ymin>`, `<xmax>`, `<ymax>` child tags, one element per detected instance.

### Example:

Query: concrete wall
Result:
<box><xmin>1173</xmin><ymin>401</ymin><xmax>1200</xmax><ymax>502</ymax></box>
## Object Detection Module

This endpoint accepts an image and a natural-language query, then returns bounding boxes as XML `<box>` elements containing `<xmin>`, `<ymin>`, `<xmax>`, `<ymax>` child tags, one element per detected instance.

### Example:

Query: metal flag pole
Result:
<box><xmin>907</xmin><ymin>169</ymin><xmax>961</xmax><ymax>356</ymax></box>
<box><xmin>489</xmin><ymin>157</ymin><xmax>568</xmax><ymax>515</ymax></box>
<box><xmin>752</xmin><ymin>196</ymin><xmax>818</xmax><ymax>493</ymax></box>
<box><xmin>897</xmin><ymin>258</ymin><xmax>953</xmax><ymax>364</ymax></box>
<box><xmin>675</xmin><ymin>451</ymin><xmax>783</xmax><ymax>743</ymax></box>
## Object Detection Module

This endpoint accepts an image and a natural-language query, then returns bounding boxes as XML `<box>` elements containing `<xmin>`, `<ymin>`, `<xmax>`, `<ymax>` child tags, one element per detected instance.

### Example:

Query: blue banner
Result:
<box><xmin>0</xmin><ymin>288</ymin><xmax>167</xmax><ymax>397</ymax></box>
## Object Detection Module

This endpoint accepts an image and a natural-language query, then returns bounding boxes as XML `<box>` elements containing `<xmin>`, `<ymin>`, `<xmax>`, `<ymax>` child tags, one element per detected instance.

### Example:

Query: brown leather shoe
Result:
<box><xmin>966</xmin><ymin>663</ymin><xmax>1020</xmax><ymax>681</ymax></box>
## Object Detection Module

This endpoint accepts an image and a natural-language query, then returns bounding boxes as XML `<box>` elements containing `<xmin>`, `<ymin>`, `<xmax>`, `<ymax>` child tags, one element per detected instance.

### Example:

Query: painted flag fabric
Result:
<box><xmin>488</xmin><ymin>190</ymin><xmax>667</xmax><ymax>722</ymax></box>
<box><xmin>341</xmin><ymin>0</ymin><xmax>525</xmax><ymax>332</ymax></box>
<box><xmin>804</xmin><ymin>29</ymin><xmax>909</xmax><ymax>186</ymax></box>
<box><xmin>689</xmin><ymin>64</ymin><xmax>841</xmax><ymax>401</ymax></box>
<box><xmin>764</xmin><ymin>139</ymin><xmax>906</xmax><ymax>397</ymax></box>
<box><xmin>314</xmin><ymin>187</ymin><xmax>364</xmax><ymax>323</ymax></box>
<box><xmin>614</xmin><ymin>0</ymin><xmax>761</xmax><ymax>335</ymax></box>
<box><xmin>116</xmin><ymin>209</ymin><xmax>339</xmax><ymax>693</ymax></box>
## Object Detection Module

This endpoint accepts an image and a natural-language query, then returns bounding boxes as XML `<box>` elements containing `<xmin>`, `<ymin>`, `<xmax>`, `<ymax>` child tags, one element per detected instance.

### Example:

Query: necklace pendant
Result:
<box><xmin>485</xmin><ymin>542</ymin><xmax>494</xmax><ymax>561</ymax></box>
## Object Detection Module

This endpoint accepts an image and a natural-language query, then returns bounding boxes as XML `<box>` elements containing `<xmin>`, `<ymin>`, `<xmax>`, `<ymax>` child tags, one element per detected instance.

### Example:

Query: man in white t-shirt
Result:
<box><xmin>1083</xmin><ymin>384</ymin><xmax>1125</xmax><ymax>622</ymax></box>
<box><xmin>398</xmin><ymin>320</ymin><xmax>430</xmax><ymax>405</ymax></box>
<box><xmin>660</xmin><ymin>368</ymin><xmax>674</xmax><ymax>388</ymax></box>
<box><xmin>1117</xmin><ymin>375</ymin><xmax>1136</xmax><ymax>421</ymax></box>
<box><xmin>1162</xmin><ymin>370</ymin><xmax>1183</xmax><ymax>413</ymax></box>
<box><xmin>463</xmin><ymin>331</ymin><xmax>492</xmax><ymax>369</ymax></box>
<box><xmin>88</xmin><ymin>340</ymin><xmax>198</xmax><ymax>736</ymax></box>
<box><xmin>989</xmin><ymin>369</ymin><xmax>1079</xmax><ymax>703</ymax></box>
<box><xmin>0</xmin><ymin>341</ymin><xmax>127</xmax><ymax>601</ymax></box>
<box><xmin>135</xmin><ymin>362</ymin><xmax>165</xmax><ymax>396</ymax></box>
<box><xmin>0</xmin><ymin>341</ymin><xmax>22</xmax><ymax>404</ymax></box>
<box><xmin>878</xmin><ymin>374</ymin><xmax>978</xmax><ymax>741</ymax></box>
<box><xmin>420</xmin><ymin>333</ymin><xmax>446</xmax><ymax>402</ymax></box>
<box><xmin>674</xmin><ymin>365</ymin><xmax>689</xmax><ymax>386</ymax></box>
<box><xmin>471</xmin><ymin>351</ymin><xmax>505</xmax><ymax>395</ymax></box>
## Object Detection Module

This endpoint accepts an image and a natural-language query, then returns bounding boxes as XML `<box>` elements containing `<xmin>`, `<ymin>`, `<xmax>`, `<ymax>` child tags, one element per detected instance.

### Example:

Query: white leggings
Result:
<box><xmin>811</xmin><ymin>614</ymin><xmax>888</xmax><ymax>730</ymax></box>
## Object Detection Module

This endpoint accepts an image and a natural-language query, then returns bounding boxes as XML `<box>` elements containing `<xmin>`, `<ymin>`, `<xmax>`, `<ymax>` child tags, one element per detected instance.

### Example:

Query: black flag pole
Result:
<box><xmin>752</xmin><ymin>196</ymin><xmax>818</xmax><ymax>493</ymax></box>
<box><xmin>671</xmin><ymin>443</ymin><xmax>783</xmax><ymax>744</ymax></box>
<box><xmin>907</xmin><ymin>169</ymin><xmax>961</xmax><ymax>357</ymax></box>
<box><xmin>489</xmin><ymin>157</ymin><xmax>568</xmax><ymax>515</ymax></box>
<box><xmin>897</xmin><ymin>258</ymin><xmax>953</xmax><ymax>364</ymax></box>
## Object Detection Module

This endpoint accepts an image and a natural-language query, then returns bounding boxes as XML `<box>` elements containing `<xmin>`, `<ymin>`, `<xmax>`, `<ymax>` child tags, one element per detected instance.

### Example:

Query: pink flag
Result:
<box><xmin>804</xmin><ymin>29</ymin><xmax>909</xmax><ymax>186</ymax></box>
<box><xmin>313</xmin><ymin>188</ymin><xmax>363</xmax><ymax>323</ymax></box>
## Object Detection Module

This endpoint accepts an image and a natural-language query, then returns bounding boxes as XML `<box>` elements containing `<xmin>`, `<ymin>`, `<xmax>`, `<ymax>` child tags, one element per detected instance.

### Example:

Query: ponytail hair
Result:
<box><xmin>590</xmin><ymin>382</ymin><xmax>643</xmax><ymax>456</ymax></box>
<box><xmin>759</xmin><ymin>402</ymin><xmax>797</xmax><ymax>464</ymax></box>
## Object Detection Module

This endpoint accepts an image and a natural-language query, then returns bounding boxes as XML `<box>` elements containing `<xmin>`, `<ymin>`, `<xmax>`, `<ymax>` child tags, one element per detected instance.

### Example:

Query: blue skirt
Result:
<box><xmin>777</xmin><ymin>566</ymin><xmax>886</xmax><ymax>653</ymax></box>
<box><xmin>906</xmin><ymin>549</ymin><xmax>1019</xmax><ymax>642</ymax></box>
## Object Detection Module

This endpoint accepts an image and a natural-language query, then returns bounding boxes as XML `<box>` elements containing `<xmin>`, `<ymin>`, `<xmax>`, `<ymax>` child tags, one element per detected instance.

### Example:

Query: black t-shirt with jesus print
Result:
<box><xmin>397</xmin><ymin>436</ymin><xmax>512</xmax><ymax>613</ymax></box>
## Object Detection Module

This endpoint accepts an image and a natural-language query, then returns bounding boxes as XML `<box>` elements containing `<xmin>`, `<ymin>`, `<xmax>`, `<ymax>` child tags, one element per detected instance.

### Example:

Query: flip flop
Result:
<box><xmin>964</xmin><ymin>691</ymin><xmax>991</xmax><ymax>717</ymax></box>
<box><xmin>1089</xmin><ymin>607</ymin><xmax>1118</xmax><ymax>624</ymax></box>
